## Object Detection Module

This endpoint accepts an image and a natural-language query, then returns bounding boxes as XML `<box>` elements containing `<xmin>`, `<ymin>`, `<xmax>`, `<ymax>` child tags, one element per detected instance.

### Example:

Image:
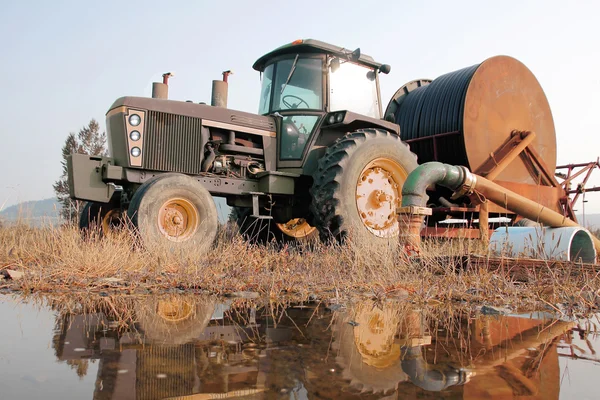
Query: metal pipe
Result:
<box><xmin>399</xmin><ymin>162</ymin><xmax>600</xmax><ymax>254</ymax></box>
<box><xmin>211</xmin><ymin>80</ymin><xmax>228</xmax><ymax>107</ymax></box>
<box><xmin>401</xmin><ymin>346</ymin><xmax>470</xmax><ymax>391</ymax></box>
<box><xmin>152</xmin><ymin>82</ymin><xmax>168</xmax><ymax>99</ymax></box>
<box><xmin>401</xmin><ymin>162</ymin><xmax>470</xmax><ymax>208</ymax></box>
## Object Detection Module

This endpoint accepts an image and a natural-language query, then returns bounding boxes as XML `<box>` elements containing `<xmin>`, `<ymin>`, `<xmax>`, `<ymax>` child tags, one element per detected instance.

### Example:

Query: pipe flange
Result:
<box><xmin>450</xmin><ymin>167</ymin><xmax>477</xmax><ymax>200</ymax></box>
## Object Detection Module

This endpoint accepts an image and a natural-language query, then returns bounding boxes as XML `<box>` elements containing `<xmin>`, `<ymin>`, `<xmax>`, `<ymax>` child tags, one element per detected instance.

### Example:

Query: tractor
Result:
<box><xmin>68</xmin><ymin>39</ymin><xmax>418</xmax><ymax>251</ymax></box>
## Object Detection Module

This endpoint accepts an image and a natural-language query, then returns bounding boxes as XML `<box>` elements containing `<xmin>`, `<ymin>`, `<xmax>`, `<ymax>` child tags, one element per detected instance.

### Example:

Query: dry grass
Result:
<box><xmin>1</xmin><ymin>221</ymin><xmax>599</xmax><ymax>313</ymax></box>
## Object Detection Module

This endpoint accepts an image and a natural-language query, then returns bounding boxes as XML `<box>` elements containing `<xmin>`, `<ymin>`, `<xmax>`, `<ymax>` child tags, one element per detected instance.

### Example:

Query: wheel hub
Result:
<box><xmin>356</xmin><ymin>158</ymin><xmax>405</xmax><ymax>237</ymax></box>
<box><xmin>101</xmin><ymin>208</ymin><xmax>122</xmax><ymax>233</ymax></box>
<box><xmin>157</xmin><ymin>198</ymin><xmax>199</xmax><ymax>241</ymax></box>
<box><xmin>156</xmin><ymin>298</ymin><xmax>194</xmax><ymax>322</ymax></box>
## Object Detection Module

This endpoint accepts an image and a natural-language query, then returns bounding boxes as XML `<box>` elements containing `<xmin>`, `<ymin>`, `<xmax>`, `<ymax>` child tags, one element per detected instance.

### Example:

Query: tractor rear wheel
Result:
<box><xmin>310</xmin><ymin>129</ymin><xmax>418</xmax><ymax>243</ymax></box>
<box><xmin>79</xmin><ymin>201</ymin><xmax>123</xmax><ymax>234</ymax></box>
<box><xmin>128</xmin><ymin>173</ymin><xmax>218</xmax><ymax>253</ymax></box>
<box><xmin>233</xmin><ymin>207</ymin><xmax>318</xmax><ymax>244</ymax></box>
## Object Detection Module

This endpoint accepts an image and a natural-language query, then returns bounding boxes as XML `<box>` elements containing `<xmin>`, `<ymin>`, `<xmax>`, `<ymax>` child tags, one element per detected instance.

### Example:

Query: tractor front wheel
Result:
<box><xmin>128</xmin><ymin>173</ymin><xmax>218</xmax><ymax>253</ymax></box>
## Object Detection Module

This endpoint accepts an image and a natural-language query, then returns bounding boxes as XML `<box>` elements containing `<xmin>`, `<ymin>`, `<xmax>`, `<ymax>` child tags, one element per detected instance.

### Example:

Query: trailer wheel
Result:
<box><xmin>310</xmin><ymin>129</ymin><xmax>418</xmax><ymax>243</ymax></box>
<box><xmin>128</xmin><ymin>173</ymin><xmax>218</xmax><ymax>253</ymax></box>
<box><xmin>233</xmin><ymin>207</ymin><xmax>318</xmax><ymax>244</ymax></box>
<box><xmin>79</xmin><ymin>201</ymin><xmax>122</xmax><ymax>234</ymax></box>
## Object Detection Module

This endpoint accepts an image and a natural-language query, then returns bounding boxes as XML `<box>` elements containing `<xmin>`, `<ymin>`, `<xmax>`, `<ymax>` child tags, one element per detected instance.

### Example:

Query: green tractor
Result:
<box><xmin>68</xmin><ymin>39</ymin><xmax>418</xmax><ymax>251</ymax></box>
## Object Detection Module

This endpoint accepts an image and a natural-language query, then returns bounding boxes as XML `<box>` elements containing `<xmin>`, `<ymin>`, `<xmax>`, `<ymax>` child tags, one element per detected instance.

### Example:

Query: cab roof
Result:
<box><xmin>252</xmin><ymin>39</ymin><xmax>385</xmax><ymax>72</ymax></box>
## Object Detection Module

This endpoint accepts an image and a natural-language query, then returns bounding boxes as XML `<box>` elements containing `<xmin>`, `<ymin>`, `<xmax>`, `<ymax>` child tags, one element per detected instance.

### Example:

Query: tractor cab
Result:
<box><xmin>253</xmin><ymin>39</ymin><xmax>391</xmax><ymax>159</ymax></box>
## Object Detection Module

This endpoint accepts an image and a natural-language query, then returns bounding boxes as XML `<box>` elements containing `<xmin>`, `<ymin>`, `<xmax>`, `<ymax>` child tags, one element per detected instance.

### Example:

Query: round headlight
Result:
<box><xmin>327</xmin><ymin>114</ymin><xmax>336</xmax><ymax>124</ymax></box>
<box><xmin>131</xmin><ymin>147</ymin><xmax>141</xmax><ymax>157</ymax></box>
<box><xmin>129</xmin><ymin>114</ymin><xmax>141</xmax><ymax>126</ymax></box>
<box><xmin>335</xmin><ymin>112</ymin><xmax>344</xmax><ymax>123</ymax></box>
<box><xmin>130</xmin><ymin>130</ymin><xmax>141</xmax><ymax>141</ymax></box>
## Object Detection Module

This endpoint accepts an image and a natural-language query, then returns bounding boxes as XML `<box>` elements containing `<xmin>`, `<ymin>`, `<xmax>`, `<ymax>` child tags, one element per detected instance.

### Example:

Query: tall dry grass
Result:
<box><xmin>1</xmin><ymin>221</ymin><xmax>599</xmax><ymax>313</ymax></box>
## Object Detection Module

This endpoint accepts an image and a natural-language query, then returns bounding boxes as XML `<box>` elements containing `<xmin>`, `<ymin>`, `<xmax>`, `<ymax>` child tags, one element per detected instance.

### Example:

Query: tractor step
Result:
<box><xmin>247</xmin><ymin>191</ymin><xmax>273</xmax><ymax>220</ymax></box>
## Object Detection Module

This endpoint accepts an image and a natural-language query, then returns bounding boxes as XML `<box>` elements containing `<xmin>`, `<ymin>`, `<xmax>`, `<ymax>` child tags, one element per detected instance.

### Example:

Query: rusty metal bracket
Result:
<box><xmin>521</xmin><ymin>145</ymin><xmax>560</xmax><ymax>187</ymax></box>
<box><xmin>556</xmin><ymin>159</ymin><xmax>600</xmax><ymax>220</ymax></box>
<box><xmin>397</xmin><ymin>205</ymin><xmax>433</xmax><ymax>216</ymax></box>
<box><xmin>474</xmin><ymin>130</ymin><xmax>536</xmax><ymax>179</ymax></box>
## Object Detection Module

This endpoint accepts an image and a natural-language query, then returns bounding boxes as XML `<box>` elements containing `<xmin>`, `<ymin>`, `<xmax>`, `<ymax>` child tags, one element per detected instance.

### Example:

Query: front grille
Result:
<box><xmin>144</xmin><ymin>111</ymin><xmax>204</xmax><ymax>174</ymax></box>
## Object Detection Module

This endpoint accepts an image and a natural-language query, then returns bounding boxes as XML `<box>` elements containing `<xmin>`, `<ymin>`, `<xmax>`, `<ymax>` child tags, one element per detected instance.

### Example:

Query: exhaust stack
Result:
<box><xmin>152</xmin><ymin>72</ymin><xmax>173</xmax><ymax>99</ymax></box>
<box><xmin>211</xmin><ymin>70</ymin><xmax>233</xmax><ymax>108</ymax></box>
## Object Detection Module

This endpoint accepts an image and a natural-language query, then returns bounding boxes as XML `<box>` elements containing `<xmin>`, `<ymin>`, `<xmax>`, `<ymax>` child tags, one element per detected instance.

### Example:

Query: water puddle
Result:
<box><xmin>0</xmin><ymin>294</ymin><xmax>597</xmax><ymax>399</ymax></box>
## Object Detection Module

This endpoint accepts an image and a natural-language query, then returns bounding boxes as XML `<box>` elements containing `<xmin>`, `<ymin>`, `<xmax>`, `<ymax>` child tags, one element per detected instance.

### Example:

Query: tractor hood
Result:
<box><xmin>107</xmin><ymin>96</ymin><xmax>276</xmax><ymax>132</ymax></box>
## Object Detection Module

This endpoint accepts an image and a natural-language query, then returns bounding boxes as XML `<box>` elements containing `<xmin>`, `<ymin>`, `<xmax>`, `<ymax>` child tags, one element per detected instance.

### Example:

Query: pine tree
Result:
<box><xmin>53</xmin><ymin>119</ymin><xmax>107</xmax><ymax>221</ymax></box>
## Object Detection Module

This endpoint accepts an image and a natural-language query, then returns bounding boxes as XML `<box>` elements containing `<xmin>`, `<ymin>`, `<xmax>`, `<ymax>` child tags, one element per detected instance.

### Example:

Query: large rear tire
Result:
<box><xmin>310</xmin><ymin>129</ymin><xmax>418</xmax><ymax>243</ymax></box>
<box><xmin>233</xmin><ymin>206</ymin><xmax>318</xmax><ymax>244</ymax></box>
<box><xmin>128</xmin><ymin>173</ymin><xmax>218</xmax><ymax>253</ymax></box>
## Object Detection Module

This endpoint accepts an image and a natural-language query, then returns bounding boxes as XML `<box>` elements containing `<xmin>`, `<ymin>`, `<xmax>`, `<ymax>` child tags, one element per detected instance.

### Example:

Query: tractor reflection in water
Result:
<box><xmin>51</xmin><ymin>296</ymin><xmax>573</xmax><ymax>399</ymax></box>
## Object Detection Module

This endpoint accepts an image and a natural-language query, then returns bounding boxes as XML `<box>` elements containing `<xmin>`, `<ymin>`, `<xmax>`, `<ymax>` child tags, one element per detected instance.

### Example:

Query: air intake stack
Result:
<box><xmin>211</xmin><ymin>70</ymin><xmax>232</xmax><ymax>108</ymax></box>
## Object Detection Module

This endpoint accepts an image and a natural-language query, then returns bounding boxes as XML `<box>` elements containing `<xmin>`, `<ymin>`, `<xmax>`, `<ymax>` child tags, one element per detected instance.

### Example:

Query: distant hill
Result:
<box><xmin>0</xmin><ymin>198</ymin><xmax>61</xmax><ymax>225</ymax></box>
<box><xmin>577</xmin><ymin>213</ymin><xmax>600</xmax><ymax>231</ymax></box>
<box><xmin>0</xmin><ymin>196</ymin><xmax>231</xmax><ymax>226</ymax></box>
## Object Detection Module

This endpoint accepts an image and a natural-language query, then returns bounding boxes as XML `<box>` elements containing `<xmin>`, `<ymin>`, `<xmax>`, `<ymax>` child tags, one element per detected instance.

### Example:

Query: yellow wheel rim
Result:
<box><xmin>353</xmin><ymin>306</ymin><xmax>401</xmax><ymax>369</ymax></box>
<box><xmin>276</xmin><ymin>218</ymin><xmax>317</xmax><ymax>239</ymax></box>
<box><xmin>101</xmin><ymin>208</ymin><xmax>121</xmax><ymax>233</ymax></box>
<box><xmin>156</xmin><ymin>299</ymin><xmax>194</xmax><ymax>322</ymax></box>
<box><xmin>355</xmin><ymin>157</ymin><xmax>408</xmax><ymax>238</ymax></box>
<box><xmin>157</xmin><ymin>198</ymin><xmax>199</xmax><ymax>241</ymax></box>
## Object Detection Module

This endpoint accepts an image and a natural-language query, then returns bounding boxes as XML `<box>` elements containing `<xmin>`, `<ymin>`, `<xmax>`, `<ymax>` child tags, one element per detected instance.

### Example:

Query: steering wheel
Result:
<box><xmin>282</xmin><ymin>95</ymin><xmax>309</xmax><ymax>109</ymax></box>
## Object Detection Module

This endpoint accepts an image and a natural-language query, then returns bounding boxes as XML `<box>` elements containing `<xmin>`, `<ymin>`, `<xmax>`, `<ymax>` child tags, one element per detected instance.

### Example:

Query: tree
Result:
<box><xmin>53</xmin><ymin>119</ymin><xmax>107</xmax><ymax>221</ymax></box>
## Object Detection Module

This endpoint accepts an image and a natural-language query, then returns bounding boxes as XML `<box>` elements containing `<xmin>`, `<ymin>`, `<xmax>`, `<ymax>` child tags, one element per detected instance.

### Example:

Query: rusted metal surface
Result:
<box><xmin>389</xmin><ymin>56</ymin><xmax>557</xmax><ymax>186</ymax></box>
<box><xmin>556</xmin><ymin>159</ymin><xmax>600</xmax><ymax>214</ymax></box>
<box><xmin>477</xmin><ymin>180</ymin><xmax>563</xmax><ymax>214</ymax></box>
<box><xmin>471</xmin><ymin>175</ymin><xmax>600</xmax><ymax>253</ymax></box>
<box><xmin>420</xmin><ymin>226</ymin><xmax>490</xmax><ymax>239</ymax></box>
<box><xmin>474</xmin><ymin>131</ymin><xmax>535</xmax><ymax>179</ymax></box>
<box><xmin>463</xmin><ymin>56</ymin><xmax>556</xmax><ymax>184</ymax></box>
<box><xmin>357</xmin><ymin>157</ymin><xmax>406</xmax><ymax>236</ymax></box>
<box><xmin>467</xmin><ymin>255</ymin><xmax>600</xmax><ymax>275</ymax></box>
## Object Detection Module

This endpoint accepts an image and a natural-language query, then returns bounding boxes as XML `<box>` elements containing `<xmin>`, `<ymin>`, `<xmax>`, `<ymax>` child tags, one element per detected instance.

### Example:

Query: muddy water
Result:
<box><xmin>0</xmin><ymin>294</ymin><xmax>597</xmax><ymax>399</ymax></box>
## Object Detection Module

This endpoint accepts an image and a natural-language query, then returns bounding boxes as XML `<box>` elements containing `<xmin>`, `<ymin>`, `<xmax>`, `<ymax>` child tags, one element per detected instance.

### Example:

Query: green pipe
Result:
<box><xmin>401</xmin><ymin>162</ymin><xmax>468</xmax><ymax>207</ymax></box>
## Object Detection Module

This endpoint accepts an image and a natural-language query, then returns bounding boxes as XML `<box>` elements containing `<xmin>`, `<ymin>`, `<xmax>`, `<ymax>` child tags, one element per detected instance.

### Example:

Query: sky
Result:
<box><xmin>1</xmin><ymin>0</ymin><xmax>599</xmax><ymax>211</ymax></box>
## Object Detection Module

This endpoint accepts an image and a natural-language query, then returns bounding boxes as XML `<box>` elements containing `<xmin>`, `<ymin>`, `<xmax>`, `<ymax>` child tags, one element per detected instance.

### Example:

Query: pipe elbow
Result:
<box><xmin>401</xmin><ymin>347</ymin><xmax>469</xmax><ymax>391</ymax></box>
<box><xmin>401</xmin><ymin>162</ymin><xmax>467</xmax><ymax>208</ymax></box>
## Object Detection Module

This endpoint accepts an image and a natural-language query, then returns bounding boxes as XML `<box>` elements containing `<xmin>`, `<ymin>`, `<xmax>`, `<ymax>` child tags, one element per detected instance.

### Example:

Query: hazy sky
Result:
<box><xmin>1</xmin><ymin>0</ymin><xmax>599</xmax><ymax>211</ymax></box>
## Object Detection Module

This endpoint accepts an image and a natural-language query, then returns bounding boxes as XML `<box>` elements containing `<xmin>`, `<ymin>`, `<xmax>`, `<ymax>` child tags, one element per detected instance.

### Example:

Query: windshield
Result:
<box><xmin>258</xmin><ymin>56</ymin><xmax>323</xmax><ymax>114</ymax></box>
<box><xmin>329</xmin><ymin>59</ymin><xmax>380</xmax><ymax>118</ymax></box>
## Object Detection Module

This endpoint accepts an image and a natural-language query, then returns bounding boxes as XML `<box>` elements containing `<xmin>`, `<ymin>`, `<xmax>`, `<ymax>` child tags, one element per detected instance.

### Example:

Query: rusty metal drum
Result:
<box><xmin>386</xmin><ymin>56</ymin><xmax>556</xmax><ymax>185</ymax></box>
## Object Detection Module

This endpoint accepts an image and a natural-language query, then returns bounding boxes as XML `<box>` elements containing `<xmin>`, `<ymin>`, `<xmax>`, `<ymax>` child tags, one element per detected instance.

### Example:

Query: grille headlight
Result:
<box><xmin>130</xmin><ymin>130</ymin><xmax>141</xmax><ymax>141</ymax></box>
<box><xmin>335</xmin><ymin>112</ymin><xmax>344</xmax><ymax>123</ymax></box>
<box><xmin>129</xmin><ymin>114</ymin><xmax>141</xmax><ymax>126</ymax></box>
<box><xmin>131</xmin><ymin>147</ymin><xmax>141</xmax><ymax>157</ymax></box>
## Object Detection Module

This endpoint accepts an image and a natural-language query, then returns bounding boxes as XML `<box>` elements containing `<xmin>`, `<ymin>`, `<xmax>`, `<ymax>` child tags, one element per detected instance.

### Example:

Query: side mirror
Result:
<box><xmin>351</xmin><ymin>48</ymin><xmax>361</xmax><ymax>62</ymax></box>
<box><xmin>379</xmin><ymin>64</ymin><xmax>391</xmax><ymax>74</ymax></box>
<box><xmin>330</xmin><ymin>57</ymin><xmax>340</xmax><ymax>73</ymax></box>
